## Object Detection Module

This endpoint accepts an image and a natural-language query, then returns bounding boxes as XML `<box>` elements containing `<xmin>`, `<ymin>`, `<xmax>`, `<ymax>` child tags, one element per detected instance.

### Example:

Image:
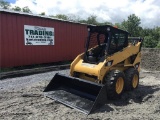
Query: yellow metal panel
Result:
<box><xmin>70</xmin><ymin>41</ymin><xmax>142</xmax><ymax>83</ymax></box>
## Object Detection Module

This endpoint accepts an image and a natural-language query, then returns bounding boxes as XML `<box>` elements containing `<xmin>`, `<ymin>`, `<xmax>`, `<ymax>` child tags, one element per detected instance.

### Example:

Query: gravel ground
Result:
<box><xmin>0</xmin><ymin>69</ymin><xmax>160</xmax><ymax>120</ymax></box>
<box><xmin>0</xmin><ymin>49</ymin><xmax>159</xmax><ymax>120</ymax></box>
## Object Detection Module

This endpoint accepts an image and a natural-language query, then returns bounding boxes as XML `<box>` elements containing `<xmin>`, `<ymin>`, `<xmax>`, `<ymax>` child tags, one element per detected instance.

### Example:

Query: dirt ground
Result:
<box><xmin>0</xmin><ymin>49</ymin><xmax>160</xmax><ymax>120</ymax></box>
<box><xmin>141</xmin><ymin>48</ymin><xmax>160</xmax><ymax>71</ymax></box>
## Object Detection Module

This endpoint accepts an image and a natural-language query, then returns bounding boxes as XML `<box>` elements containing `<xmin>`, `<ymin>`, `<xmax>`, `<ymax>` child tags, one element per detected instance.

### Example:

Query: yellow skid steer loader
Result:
<box><xmin>44</xmin><ymin>25</ymin><xmax>143</xmax><ymax>114</ymax></box>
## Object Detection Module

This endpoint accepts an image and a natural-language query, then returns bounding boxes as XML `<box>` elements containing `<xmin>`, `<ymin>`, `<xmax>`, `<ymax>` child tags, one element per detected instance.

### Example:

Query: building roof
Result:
<box><xmin>0</xmin><ymin>8</ymin><xmax>90</xmax><ymax>25</ymax></box>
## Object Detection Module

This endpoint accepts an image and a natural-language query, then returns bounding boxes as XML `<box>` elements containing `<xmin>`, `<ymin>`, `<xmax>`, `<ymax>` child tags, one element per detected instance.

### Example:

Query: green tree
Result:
<box><xmin>22</xmin><ymin>6</ymin><xmax>32</xmax><ymax>13</ymax></box>
<box><xmin>67</xmin><ymin>14</ymin><xmax>80</xmax><ymax>22</ymax></box>
<box><xmin>156</xmin><ymin>41</ymin><xmax>160</xmax><ymax>48</ymax></box>
<box><xmin>86</xmin><ymin>15</ymin><xmax>98</xmax><ymax>25</ymax></box>
<box><xmin>78</xmin><ymin>19</ymin><xmax>88</xmax><ymax>24</ymax></box>
<box><xmin>114</xmin><ymin>23</ymin><xmax>123</xmax><ymax>29</ymax></box>
<box><xmin>98</xmin><ymin>21</ymin><xmax>112</xmax><ymax>26</ymax></box>
<box><xmin>121</xmin><ymin>14</ymin><xmax>141</xmax><ymax>36</ymax></box>
<box><xmin>142</xmin><ymin>27</ymin><xmax>160</xmax><ymax>48</ymax></box>
<box><xmin>0</xmin><ymin>0</ymin><xmax>10</xmax><ymax>9</ymax></box>
<box><xmin>153</xmin><ymin>27</ymin><xmax>160</xmax><ymax>48</ymax></box>
<box><xmin>53</xmin><ymin>14</ymin><xmax>69</xmax><ymax>20</ymax></box>
<box><xmin>12</xmin><ymin>6</ymin><xmax>21</xmax><ymax>11</ymax></box>
<box><xmin>39</xmin><ymin>12</ymin><xmax>45</xmax><ymax>15</ymax></box>
<box><xmin>143</xmin><ymin>36</ymin><xmax>158</xmax><ymax>48</ymax></box>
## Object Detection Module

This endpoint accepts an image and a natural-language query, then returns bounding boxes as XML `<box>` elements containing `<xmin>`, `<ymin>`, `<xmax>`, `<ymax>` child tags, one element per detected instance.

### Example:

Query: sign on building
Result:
<box><xmin>24</xmin><ymin>25</ymin><xmax>54</xmax><ymax>45</ymax></box>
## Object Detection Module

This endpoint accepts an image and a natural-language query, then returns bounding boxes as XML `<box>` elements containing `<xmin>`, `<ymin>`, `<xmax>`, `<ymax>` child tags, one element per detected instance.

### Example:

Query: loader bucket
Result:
<box><xmin>44</xmin><ymin>73</ymin><xmax>107</xmax><ymax>114</ymax></box>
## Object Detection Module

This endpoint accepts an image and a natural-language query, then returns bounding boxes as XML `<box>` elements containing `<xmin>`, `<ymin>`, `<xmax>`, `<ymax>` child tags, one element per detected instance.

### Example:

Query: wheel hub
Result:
<box><xmin>116</xmin><ymin>77</ymin><xmax>124</xmax><ymax>94</ymax></box>
<box><xmin>132</xmin><ymin>74</ymin><xmax>138</xmax><ymax>88</ymax></box>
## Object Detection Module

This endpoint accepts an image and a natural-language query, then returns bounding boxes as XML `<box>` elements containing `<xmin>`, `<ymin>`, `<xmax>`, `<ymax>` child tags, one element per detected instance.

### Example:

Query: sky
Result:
<box><xmin>6</xmin><ymin>0</ymin><xmax>160</xmax><ymax>28</ymax></box>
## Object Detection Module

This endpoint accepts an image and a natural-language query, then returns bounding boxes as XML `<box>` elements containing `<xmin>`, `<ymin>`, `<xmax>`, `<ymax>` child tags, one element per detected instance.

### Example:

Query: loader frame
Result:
<box><xmin>44</xmin><ymin>25</ymin><xmax>143</xmax><ymax>114</ymax></box>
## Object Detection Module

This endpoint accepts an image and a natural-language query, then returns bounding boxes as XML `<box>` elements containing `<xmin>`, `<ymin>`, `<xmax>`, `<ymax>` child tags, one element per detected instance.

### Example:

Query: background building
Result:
<box><xmin>0</xmin><ymin>9</ymin><xmax>88</xmax><ymax>68</ymax></box>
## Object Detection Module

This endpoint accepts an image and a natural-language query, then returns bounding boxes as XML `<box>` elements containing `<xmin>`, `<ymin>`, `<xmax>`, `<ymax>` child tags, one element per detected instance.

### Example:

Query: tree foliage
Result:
<box><xmin>52</xmin><ymin>14</ymin><xmax>68</xmax><ymax>20</ymax></box>
<box><xmin>141</xmin><ymin>27</ymin><xmax>160</xmax><ymax>48</ymax></box>
<box><xmin>98</xmin><ymin>21</ymin><xmax>112</xmax><ymax>26</ymax></box>
<box><xmin>22</xmin><ymin>6</ymin><xmax>32</xmax><ymax>13</ymax></box>
<box><xmin>12</xmin><ymin>6</ymin><xmax>21</xmax><ymax>11</ymax></box>
<box><xmin>143</xmin><ymin>36</ymin><xmax>157</xmax><ymax>48</ymax></box>
<box><xmin>39</xmin><ymin>12</ymin><xmax>45</xmax><ymax>15</ymax></box>
<box><xmin>0</xmin><ymin>0</ymin><xmax>10</xmax><ymax>9</ymax></box>
<box><xmin>86</xmin><ymin>15</ymin><xmax>98</xmax><ymax>25</ymax></box>
<box><xmin>156</xmin><ymin>41</ymin><xmax>160</xmax><ymax>48</ymax></box>
<box><xmin>121</xmin><ymin>14</ymin><xmax>141</xmax><ymax>36</ymax></box>
<box><xmin>51</xmin><ymin>14</ymin><xmax>80</xmax><ymax>22</ymax></box>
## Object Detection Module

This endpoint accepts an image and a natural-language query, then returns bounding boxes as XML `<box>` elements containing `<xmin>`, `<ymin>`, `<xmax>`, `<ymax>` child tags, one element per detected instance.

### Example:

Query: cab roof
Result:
<box><xmin>87</xmin><ymin>25</ymin><xmax>129</xmax><ymax>34</ymax></box>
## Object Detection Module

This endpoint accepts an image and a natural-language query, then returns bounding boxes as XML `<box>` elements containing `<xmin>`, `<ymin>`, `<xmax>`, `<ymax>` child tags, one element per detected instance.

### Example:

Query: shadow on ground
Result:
<box><xmin>93</xmin><ymin>84</ymin><xmax>160</xmax><ymax>114</ymax></box>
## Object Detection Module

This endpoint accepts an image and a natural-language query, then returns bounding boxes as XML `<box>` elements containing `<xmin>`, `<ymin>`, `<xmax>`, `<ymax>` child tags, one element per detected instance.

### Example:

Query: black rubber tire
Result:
<box><xmin>104</xmin><ymin>70</ymin><xmax>125</xmax><ymax>100</ymax></box>
<box><xmin>124</xmin><ymin>68</ymin><xmax>139</xmax><ymax>91</ymax></box>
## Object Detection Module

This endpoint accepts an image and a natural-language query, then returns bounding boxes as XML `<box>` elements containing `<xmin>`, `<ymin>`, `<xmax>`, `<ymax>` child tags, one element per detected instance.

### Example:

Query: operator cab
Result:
<box><xmin>84</xmin><ymin>25</ymin><xmax>129</xmax><ymax>64</ymax></box>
